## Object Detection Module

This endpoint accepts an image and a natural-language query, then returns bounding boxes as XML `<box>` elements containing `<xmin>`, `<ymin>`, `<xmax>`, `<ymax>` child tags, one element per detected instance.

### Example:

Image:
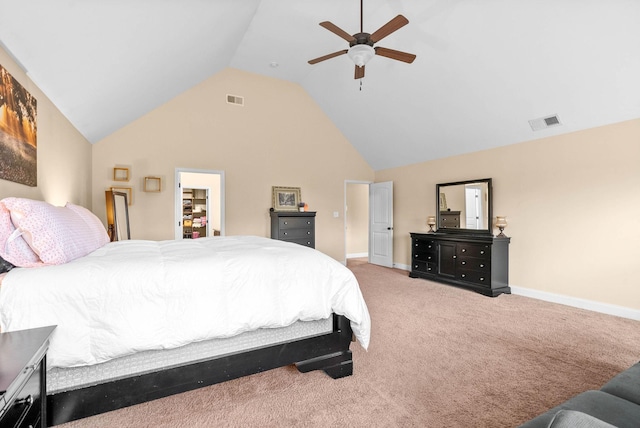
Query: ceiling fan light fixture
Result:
<box><xmin>348</xmin><ymin>44</ymin><xmax>375</xmax><ymax>67</ymax></box>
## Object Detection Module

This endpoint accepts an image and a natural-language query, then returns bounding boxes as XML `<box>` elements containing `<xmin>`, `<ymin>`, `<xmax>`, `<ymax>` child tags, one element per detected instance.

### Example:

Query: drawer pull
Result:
<box><xmin>461</xmin><ymin>274</ymin><xmax>466</xmax><ymax>278</ymax></box>
<box><xmin>480</xmin><ymin>277</ymin><xmax>485</xmax><ymax>281</ymax></box>
<box><xmin>461</xmin><ymin>261</ymin><xmax>466</xmax><ymax>265</ymax></box>
<box><xmin>307</xmin><ymin>231</ymin><xmax>311</xmax><ymax>235</ymax></box>
<box><xmin>479</xmin><ymin>264</ymin><xmax>485</xmax><ymax>268</ymax></box>
<box><xmin>480</xmin><ymin>250</ymin><xmax>485</xmax><ymax>255</ymax></box>
<box><xmin>283</xmin><ymin>232</ymin><xmax>288</xmax><ymax>235</ymax></box>
<box><xmin>307</xmin><ymin>221</ymin><xmax>311</xmax><ymax>225</ymax></box>
<box><xmin>453</xmin><ymin>255</ymin><xmax>457</xmax><ymax>259</ymax></box>
<box><xmin>461</xmin><ymin>248</ymin><xmax>466</xmax><ymax>252</ymax></box>
<box><xmin>284</xmin><ymin>221</ymin><xmax>288</xmax><ymax>225</ymax></box>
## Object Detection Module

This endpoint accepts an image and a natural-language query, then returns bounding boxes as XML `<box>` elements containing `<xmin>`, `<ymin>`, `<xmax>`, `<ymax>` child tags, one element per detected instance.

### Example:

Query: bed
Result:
<box><xmin>0</xmin><ymin>197</ymin><xmax>370</xmax><ymax>426</ymax></box>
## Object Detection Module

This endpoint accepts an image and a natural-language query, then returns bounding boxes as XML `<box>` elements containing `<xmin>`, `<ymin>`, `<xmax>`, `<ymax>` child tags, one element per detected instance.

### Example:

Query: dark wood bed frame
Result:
<box><xmin>46</xmin><ymin>314</ymin><xmax>354</xmax><ymax>426</ymax></box>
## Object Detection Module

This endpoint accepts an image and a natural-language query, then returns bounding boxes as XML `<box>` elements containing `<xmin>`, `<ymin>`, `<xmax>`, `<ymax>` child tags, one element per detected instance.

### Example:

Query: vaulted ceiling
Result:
<box><xmin>1</xmin><ymin>1</ymin><xmax>638</xmax><ymax>170</ymax></box>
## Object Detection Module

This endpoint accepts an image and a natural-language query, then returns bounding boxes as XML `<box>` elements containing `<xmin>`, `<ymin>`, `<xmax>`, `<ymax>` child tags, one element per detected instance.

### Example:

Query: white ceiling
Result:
<box><xmin>1</xmin><ymin>0</ymin><xmax>639</xmax><ymax>170</ymax></box>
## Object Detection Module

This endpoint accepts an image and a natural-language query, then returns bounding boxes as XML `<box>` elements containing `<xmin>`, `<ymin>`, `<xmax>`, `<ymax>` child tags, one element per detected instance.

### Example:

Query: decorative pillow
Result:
<box><xmin>1</xmin><ymin>197</ymin><xmax>108</xmax><ymax>265</ymax></box>
<box><xmin>65</xmin><ymin>202</ymin><xmax>109</xmax><ymax>248</ymax></box>
<box><xmin>0</xmin><ymin>202</ymin><xmax>43</xmax><ymax>267</ymax></box>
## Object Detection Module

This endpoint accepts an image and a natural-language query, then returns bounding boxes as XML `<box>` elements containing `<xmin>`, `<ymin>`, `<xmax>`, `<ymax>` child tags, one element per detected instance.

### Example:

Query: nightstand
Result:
<box><xmin>0</xmin><ymin>326</ymin><xmax>56</xmax><ymax>428</ymax></box>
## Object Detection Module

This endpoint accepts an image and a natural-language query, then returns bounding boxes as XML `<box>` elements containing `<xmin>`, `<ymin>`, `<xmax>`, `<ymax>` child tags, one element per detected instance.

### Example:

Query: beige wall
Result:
<box><xmin>375</xmin><ymin>118</ymin><xmax>640</xmax><ymax>310</ymax></box>
<box><xmin>0</xmin><ymin>47</ymin><xmax>92</xmax><ymax>206</ymax></box>
<box><xmin>346</xmin><ymin>182</ymin><xmax>369</xmax><ymax>256</ymax></box>
<box><xmin>92</xmin><ymin>68</ymin><xmax>374</xmax><ymax>261</ymax></box>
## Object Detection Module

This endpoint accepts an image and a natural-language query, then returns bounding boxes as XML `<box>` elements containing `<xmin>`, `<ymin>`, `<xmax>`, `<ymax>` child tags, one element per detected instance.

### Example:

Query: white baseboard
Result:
<box><xmin>394</xmin><ymin>264</ymin><xmax>639</xmax><ymax>321</ymax></box>
<box><xmin>511</xmin><ymin>286</ymin><xmax>640</xmax><ymax>321</ymax></box>
<box><xmin>394</xmin><ymin>263</ymin><xmax>411</xmax><ymax>271</ymax></box>
<box><xmin>347</xmin><ymin>252</ymin><xmax>369</xmax><ymax>259</ymax></box>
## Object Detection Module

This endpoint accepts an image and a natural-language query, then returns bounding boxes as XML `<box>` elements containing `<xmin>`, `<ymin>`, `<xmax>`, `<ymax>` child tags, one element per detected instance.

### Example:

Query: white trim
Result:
<box><xmin>511</xmin><ymin>286</ymin><xmax>640</xmax><ymax>321</ymax></box>
<box><xmin>347</xmin><ymin>252</ymin><xmax>369</xmax><ymax>259</ymax></box>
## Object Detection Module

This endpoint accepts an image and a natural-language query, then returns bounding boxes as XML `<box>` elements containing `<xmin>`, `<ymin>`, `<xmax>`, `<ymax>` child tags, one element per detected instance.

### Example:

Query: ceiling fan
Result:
<box><xmin>308</xmin><ymin>0</ymin><xmax>416</xmax><ymax>79</ymax></box>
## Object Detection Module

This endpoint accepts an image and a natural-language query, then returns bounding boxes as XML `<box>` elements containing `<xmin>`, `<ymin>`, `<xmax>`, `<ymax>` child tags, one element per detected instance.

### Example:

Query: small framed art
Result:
<box><xmin>113</xmin><ymin>167</ymin><xmax>130</xmax><ymax>182</ymax></box>
<box><xmin>144</xmin><ymin>176</ymin><xmax>161</xmax><ymax>192</ymax></box>
<box><xmin>272</xmin><ymin>186</ymin><xmax>301</xmax><ymax>211</ymax></box>
<box><xmin>111</xmin><ymin>186</ymin><xmax>132</xmax><ymax>205</ymax></box>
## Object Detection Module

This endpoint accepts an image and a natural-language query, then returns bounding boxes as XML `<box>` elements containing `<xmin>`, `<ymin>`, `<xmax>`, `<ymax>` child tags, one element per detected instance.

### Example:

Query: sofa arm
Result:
<box><xmin>600</xmin><ymin>362</ymin><xmax>640</xmax><ymax>406</ymax></box>
<box><xmin>547</xmin><ymin>410</ymin><xmax>616</xmax><ymax>428</ymax></box>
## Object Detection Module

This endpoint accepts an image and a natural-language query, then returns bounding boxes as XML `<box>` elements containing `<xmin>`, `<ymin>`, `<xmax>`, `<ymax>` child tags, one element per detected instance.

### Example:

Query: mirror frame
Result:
<box><xmin>436</xmin><ymin>178</ymin><xmax>493</xmax><ymax>235</ymax></box>
<box><xmin>106</xmin><ymin>190</ymin><xmax>131</xmax><ymax>241</ymax></box>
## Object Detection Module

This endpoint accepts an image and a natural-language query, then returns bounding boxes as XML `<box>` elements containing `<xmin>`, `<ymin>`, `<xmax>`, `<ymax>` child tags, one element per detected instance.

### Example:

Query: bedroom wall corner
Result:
<box><xmin>374</xmin><ymin>118</ymin><xmax>640</xmax><ymax>312</ymax></box>
<box><xmin>0</xmin><ymin>46</ymin><xmax>93</xmax><ymax>207</ymax></box>
<box><xmin>91</xmin><ymin>68</ymin><xmax>374</xmax><ymax>261</ymax></box>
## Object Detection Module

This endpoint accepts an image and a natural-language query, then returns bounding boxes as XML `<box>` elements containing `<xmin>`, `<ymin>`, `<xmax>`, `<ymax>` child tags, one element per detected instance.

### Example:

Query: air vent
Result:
<box><xmin>529</xmin><ymin>114</ymin><xmax>562</xmax><ymax>131</ymax></box>
<box><xmin>226</xmin><ymin>94</ymin><xmax>244</xmax><ymax>106</ymax></box>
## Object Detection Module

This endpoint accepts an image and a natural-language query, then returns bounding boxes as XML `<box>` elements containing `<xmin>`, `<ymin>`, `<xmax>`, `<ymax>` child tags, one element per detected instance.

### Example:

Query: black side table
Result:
<box><xmin>0</xmin><ymin>326</ymin><xmax>56</xmax><ymax>428</ymax></box>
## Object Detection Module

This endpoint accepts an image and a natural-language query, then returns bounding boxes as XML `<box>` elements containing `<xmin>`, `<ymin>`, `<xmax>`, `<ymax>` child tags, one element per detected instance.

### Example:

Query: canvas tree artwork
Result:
<box><xmin>0</xmin><ymin>64</ymin><xmax>37</xmax><ymax>187</ymax></box>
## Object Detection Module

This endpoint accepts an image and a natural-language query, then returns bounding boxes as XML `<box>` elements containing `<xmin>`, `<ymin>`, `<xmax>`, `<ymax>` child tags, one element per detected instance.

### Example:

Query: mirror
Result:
<box><xmin>436</xmin><ymin>178</ymin><xmax>492</xmax><ymax>235</ymax></box>
<box><xmin>105</xmin><ymin>190</ymin><xmax>131</xmax><ymax>241</ymax></box>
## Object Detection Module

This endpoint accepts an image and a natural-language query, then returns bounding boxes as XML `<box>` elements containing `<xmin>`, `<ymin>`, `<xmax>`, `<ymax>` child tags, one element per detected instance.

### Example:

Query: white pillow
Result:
<box><xmin>1</xmin><ymin>197</ymin><xmax>108</xmax><ymax>265</ymax></box>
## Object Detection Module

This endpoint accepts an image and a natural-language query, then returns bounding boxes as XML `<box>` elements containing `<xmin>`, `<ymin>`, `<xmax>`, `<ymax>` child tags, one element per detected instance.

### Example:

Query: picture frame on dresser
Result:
<box><xmin>272</xmin><ymin>186</ymin><xmax>301</xmax><ymax>212</ymax></box>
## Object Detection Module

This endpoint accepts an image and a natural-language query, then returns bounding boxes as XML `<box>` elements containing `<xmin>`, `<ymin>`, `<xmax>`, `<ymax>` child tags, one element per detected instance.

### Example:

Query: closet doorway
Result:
<box><xmin>174</xmin><ymin>168</ymin><xmax>225</xmax><ymax>240</ymax></box>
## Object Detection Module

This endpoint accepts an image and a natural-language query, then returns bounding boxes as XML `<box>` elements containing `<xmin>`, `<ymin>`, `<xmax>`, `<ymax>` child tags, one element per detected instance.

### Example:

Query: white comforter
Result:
<box><xmin>0</xmin><ymin>236</ymin><xmax>370</xmax><ymax>368</ymax></box>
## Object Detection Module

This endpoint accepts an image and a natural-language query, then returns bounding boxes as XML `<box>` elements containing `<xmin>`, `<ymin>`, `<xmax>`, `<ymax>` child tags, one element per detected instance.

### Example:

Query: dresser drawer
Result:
<box><xmin>278</xmin><ymin>217</ymin><xmax>314</xmax><ymax>230</ymax></box>
<box><xmin>457</xmin><ymin>256</ymin><xmax>490</xmax><ymax>272</ymax></box>
<box><xmin>457</xmin><ymin>269</ymin><xmax>490</xmax><ymax>287</ymax></box>
<box><xmin>1</xmin><ymin>361</ymin><xmax>42</xmax><ymax>428</ymax></box>
<box><xmin>412</xmin><ymin>261</ymin><xmax>436</xmax><ymax>274</ymax></box>
<box><xmin>278</xmin><ymin>228</ymin><xmax>314</xmax><ymax>240</ymax></box>
<box><xmin>457</xmin><ymin>244</ymin><xmax>490</xmax><ymax>259</ymax></box>
<box><xmin>283</xmin><ymin>237</ymin><xmax>315</xmax><ymax>248</ymax></box>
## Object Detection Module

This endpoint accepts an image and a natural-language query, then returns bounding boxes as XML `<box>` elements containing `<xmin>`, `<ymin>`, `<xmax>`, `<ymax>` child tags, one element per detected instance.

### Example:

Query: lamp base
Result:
<box><xmin>496</xmin><ymin>226</ymin><xmax>507</xmax><ymax>238</ymax></box>
<box><xmin>428</xmin><ymin>225</ymin><xmax>435</xmax><ymax>233</ymax></box>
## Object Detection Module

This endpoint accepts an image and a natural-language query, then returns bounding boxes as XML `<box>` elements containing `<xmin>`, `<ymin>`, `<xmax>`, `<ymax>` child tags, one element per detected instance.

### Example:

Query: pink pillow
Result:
<box><xmin>0</xmin><ymin>202</ymin><xmax>43</xmax><ymax>267</ymax></box>
<box><xmin>1</xmin><ymin>198</ymin><xmax>108</xmax><ymax>265</ymax></box>
<box><xmin>65</xmin><ymin>202</ymin><xmax>109</xmax><ymax>248</ymax></box>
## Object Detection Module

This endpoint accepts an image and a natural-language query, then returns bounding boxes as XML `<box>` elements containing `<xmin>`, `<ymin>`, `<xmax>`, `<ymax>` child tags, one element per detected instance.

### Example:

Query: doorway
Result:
<box><xmin>175</xmin><ymin>168</ymin><xmax>225</xmax><ymax>239</ymax></box>
<box><xmin>345</xmin><ymin>181</ymin><xmax>370</xmax><ymax>262</ymax></box>
<box><xmin>344</xmin><ymin>180</ymin><xmax>394</xmax><ymax>268</ymax></box>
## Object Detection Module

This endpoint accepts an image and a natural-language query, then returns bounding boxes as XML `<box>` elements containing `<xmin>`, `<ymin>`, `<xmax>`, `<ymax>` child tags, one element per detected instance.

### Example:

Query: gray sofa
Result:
<box><xmin>519</xmin><ymin>361</ymin><xmax>640</xmax><ymax>428</ymax></box>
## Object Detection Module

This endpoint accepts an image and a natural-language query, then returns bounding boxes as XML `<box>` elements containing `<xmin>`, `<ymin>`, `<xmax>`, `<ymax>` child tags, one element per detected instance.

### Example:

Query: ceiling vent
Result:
<box><xmin>529</xmin><ymin>114</ymin><xmax>562</xmax><ymax>131</ymax></box>
<box><xmin>226</xmin><ymin>94</ymin><xmax>244</xmax><ymax>106</ymax></box>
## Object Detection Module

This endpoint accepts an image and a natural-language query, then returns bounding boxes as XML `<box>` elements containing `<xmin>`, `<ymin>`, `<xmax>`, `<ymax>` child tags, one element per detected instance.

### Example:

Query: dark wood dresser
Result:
<box><xmin>409</xmin><ymin>232</ymin><xmax>510</xmax><ymax>297</ymax></box>
<box><xmin>0</xmin><ymin>325</ymin><xmax>56</xmax><ymax>428</ymax></box>
<box><xmin>270</xmin><ymin>211</ymin><xmax>316</xmax><ymax>248</ymax></box>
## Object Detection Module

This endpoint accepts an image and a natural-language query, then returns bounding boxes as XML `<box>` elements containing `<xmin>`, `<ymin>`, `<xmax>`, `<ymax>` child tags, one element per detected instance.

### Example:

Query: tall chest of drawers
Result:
<box><xmin>409</xmin><ymin>232</ymin><xmax>510</xmax><ymax>297</ymax></box>
<box><xmin>270</xmin><ymin>211</ymin><xmax>316</xmax><ymax>248</ymax></box>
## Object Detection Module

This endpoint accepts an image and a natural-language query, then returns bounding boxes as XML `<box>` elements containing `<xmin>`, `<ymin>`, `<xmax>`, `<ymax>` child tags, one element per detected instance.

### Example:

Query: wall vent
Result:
<box><xmin>226</xmin><ymin>94</ymin><xmax>244</xmax><ymax>106</ymax></box>
<box><xmin>529</xmin><ymin>114</ymin><xmax>562</xmax><ymax>131</ymax></box>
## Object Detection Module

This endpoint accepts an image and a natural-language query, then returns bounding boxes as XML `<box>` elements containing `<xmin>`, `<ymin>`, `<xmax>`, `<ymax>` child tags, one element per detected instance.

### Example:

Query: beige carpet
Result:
<box><xmin>58</xmin><ymin>261</ymin><xmax>640</xmax><ymax>427</ymax></box>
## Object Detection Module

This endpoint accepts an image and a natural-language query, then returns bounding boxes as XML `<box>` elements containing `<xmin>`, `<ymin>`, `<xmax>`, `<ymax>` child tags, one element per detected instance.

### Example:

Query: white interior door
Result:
<box><xmin>465</xmin><ymin>185</ymin><xmax>483</xmax><ymax>229</ymax></box>
<box><xmin>369</xmin><ymin>181</ymin><xmax>393</xmax><ymax>267</ymax></box>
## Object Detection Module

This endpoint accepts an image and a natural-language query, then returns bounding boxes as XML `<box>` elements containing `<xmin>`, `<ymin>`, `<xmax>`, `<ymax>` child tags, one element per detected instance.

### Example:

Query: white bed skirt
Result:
<box><xmin>48</xmin><ymin>316</ymin><xmax>333</xmax><ymax>394</ymax></box>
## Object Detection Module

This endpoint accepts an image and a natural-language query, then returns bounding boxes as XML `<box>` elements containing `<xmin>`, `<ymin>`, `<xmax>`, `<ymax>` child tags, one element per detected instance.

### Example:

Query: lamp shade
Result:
<box><xmin>348</xmin><ymin>44</ymin><xmax>375</xmax><ymax>67</ymax></box>
<box><xmin>495</xmin><ymin>216</ymin><xmax>507</xmax><ymax>228</ymax></box>
<box><xmin>427</xmin><ymin>216</ymin><xmax>436</xmax><ymax>226</ymax></box>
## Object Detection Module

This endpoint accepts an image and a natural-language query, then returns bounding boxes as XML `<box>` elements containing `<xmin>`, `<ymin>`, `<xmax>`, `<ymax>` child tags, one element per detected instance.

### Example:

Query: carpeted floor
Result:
<box><xmin>58</xmin><ymin>262</ymin><xmax>640</xmax><ymax>427</ymax></box>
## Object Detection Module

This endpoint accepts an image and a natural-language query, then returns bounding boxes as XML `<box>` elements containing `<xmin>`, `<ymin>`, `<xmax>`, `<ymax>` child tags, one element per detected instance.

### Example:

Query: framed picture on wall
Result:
<box><xmin>272</xmin><ymin>186</ymin><xmax>301</xmax><ymax>211</ymax></box>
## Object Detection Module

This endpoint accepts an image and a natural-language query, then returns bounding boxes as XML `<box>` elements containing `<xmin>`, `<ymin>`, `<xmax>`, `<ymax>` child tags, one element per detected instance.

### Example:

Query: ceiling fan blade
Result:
<box><xmin>369</xmin><ymin>15</ymin><xmax>409</xmax><ymax>43</ymax></box>
<box><xmin>308</xmin><ymin>49</ymin><xmax>348</xmax><ymax>65</ymax></box>
<box><xmin>375</xmin><ymin>46</ymin><xmax>416</xmax><ymax>64</ymax></box>
<box><xmin>354</xmin><ymin>65</ymin><xmax>365</xmax><ymax>79</ymax></box>
<box><xmin>319</xmin><ymin>21</ymin><xmax>356</xmax><ymax>43</ymax></box>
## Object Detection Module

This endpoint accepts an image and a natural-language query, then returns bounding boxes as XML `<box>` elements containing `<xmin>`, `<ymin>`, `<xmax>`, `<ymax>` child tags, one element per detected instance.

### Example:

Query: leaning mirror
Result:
<box><xmin>436</xmin><ymin>178</ymin><xmax>492</xmax><ymax>235</ymax></box>
<box><xmin>105</xmin><ymin>190</ymin><xmax>131</xmax><ymax>241</ymax></box>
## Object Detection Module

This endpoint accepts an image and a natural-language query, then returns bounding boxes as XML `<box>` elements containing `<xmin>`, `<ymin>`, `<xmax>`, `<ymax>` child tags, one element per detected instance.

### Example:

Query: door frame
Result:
<box><xmin>175</xmin><ymin>168</ymin><xmax>225</xmax><ymax>239</ymax></box>
<box><xmin>344</xmin><ymin>180</ymin><xmax>373</xmax><ymax>265</ymax></box>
